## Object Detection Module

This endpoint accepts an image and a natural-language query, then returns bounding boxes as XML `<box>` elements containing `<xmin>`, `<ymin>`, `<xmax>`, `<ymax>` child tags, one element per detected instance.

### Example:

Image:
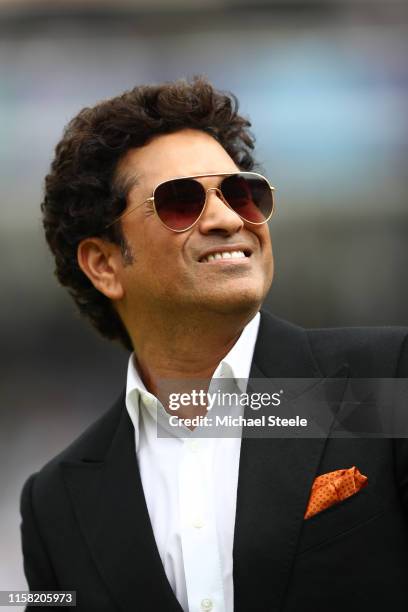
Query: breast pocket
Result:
<box><xmin>296</xmin><ymin>480</ymin><xmax>388</xmax><ymax>556</ymax></box>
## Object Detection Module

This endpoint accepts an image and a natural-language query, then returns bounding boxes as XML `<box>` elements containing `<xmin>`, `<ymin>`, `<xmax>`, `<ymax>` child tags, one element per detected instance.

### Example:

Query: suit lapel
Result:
<box><xmin>61</xmin><ymin>400</ymin><xmax>183</xmax><ymax>612</ymax></box>
<box><xmin>233</xmin><ymin>311</ymin><xmax>349</xmax><ymax>612</ymax></box>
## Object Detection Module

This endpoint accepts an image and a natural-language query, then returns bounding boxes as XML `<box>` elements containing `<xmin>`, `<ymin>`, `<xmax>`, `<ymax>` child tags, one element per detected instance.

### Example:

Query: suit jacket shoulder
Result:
<box><xmin>307</xmin><ymin>322</ymin><xmax>408</xmax><ymax>377</ymax></box>
<box><xmin>258</xmin><ymin>310</ymin><xmax>408</xmax><ymax>378</ymax></box>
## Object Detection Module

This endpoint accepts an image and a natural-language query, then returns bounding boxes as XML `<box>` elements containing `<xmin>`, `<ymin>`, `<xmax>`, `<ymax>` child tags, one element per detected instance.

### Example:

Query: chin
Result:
<box><xmin>203</xmin><ymin>286</ymin><xmax>266</xmax><ymax>316</ymax></box>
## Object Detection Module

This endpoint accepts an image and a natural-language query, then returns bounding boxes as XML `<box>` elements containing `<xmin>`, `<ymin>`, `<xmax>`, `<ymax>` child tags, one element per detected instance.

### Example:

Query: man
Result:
<box><xmin>21</xmin><ymin>77</ymin><xmax>408</xmax><ymax>611</ymax></box>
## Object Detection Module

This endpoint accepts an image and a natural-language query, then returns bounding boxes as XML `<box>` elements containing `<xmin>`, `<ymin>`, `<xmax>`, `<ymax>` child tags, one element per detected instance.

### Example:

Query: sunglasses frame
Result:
<box><xmin>105</xmin><ymin>171</ymin><xmax>276</xmax><ymax>233</ymax></box>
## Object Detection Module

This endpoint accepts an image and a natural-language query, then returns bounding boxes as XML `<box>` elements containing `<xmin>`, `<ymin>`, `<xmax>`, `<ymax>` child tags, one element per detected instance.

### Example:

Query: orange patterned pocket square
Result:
<box><xmin>304</xmin><ymin>466</ymin><xmax>368</xmax><ymax>519</ymax></box>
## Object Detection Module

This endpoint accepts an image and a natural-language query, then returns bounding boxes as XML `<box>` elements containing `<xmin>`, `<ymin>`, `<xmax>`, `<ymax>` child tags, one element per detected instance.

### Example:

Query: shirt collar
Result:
<box><xmin>125</xmin><ymin>311</ymin><xmax>260</xmax><ymax>449</ymax></box>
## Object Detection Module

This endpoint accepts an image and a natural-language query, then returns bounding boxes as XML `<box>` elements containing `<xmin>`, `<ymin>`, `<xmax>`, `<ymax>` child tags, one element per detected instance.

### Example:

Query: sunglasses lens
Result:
<box><xmin>154</xmin><ymin>178</ymin><xmax>205</xmax><ymax>230</ymax></box>
<box><xmin>221</xmin><ymin>173</ymin><xmax>273</xmax><ymax>223</ymax></box>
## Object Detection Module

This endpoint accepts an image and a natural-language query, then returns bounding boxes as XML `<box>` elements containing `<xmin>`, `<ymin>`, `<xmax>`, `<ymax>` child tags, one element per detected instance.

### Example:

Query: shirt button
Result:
<box><xmin>192</xmin><ymin>517</ymin><xmax>204</xmax><ymax>529</ymax></box>
<box><xmin>201</xmin><ymin>599</ymin><xmax>213</xmax><ymax>611</ymax></box>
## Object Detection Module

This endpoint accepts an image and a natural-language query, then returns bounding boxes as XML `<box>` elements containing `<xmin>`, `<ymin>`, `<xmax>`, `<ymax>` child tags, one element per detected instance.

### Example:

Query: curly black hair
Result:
<box><xmin>42</xmin><ymin>76</ymin><xmax>257</xmax><ymax>351</ymax></box>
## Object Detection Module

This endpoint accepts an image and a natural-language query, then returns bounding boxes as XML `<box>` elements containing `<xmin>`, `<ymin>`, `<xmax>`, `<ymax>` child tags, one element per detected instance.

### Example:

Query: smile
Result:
<box><xmin>200</xmin><ymin>250</ymin><xmax>250</xmax><ymax>263</ymax></box>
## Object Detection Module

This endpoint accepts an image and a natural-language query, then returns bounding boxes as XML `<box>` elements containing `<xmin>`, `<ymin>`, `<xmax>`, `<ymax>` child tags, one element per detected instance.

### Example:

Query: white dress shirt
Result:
<box><xmin>125</xmin><ymin>312</ymin><xmax>260</xmax><ymax>612</ymax></box>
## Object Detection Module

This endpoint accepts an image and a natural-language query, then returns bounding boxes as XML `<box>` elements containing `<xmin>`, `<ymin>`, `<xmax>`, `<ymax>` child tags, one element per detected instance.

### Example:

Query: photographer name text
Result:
<box><xmin>169</xmin><ymin>415</ymin><xmax>308</xmax><ymax>428</ymax></box>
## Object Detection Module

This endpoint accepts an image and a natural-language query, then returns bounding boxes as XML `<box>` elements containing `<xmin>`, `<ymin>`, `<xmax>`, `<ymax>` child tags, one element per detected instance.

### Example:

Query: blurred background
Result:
<box><xmin>1</xmin><ymin>0</ymin><xmax>408</xmax><ymax>605</ymax></box>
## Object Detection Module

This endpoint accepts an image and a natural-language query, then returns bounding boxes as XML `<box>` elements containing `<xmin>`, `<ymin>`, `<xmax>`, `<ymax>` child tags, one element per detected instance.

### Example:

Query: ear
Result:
<box><xmin>77</xmin><ymin>237</ymin><xmax>125</xmax><ymax>300</ymax></box>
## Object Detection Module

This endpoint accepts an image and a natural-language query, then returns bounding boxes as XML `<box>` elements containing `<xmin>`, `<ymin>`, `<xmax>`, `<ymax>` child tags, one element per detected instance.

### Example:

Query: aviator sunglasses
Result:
<box><xmin>106</xmin><ymin>172</ymin><xmax>276</xmax><ymax>232</ymax></box>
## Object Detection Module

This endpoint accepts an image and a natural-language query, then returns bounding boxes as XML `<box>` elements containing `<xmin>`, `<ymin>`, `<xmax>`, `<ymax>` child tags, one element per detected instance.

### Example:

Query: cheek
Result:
<box><xmin>258</xmin><ymin>229</ymin><xmax>274</xmax><ymax>281</ymax></box>
<box><xmin>128</xmin><ymin>229</ymin><xmax>166</xmax><ymax>268</ymax></box>
<box><xmin>254</xmin><ymin>226</ymin><xmax>273</xmax><ymax>259</ymax></box>
<box><xmin>267</xmin><ymin>241</ymin><xmax>274</xmax><ymax>276</ymax></box>
<box><xmin>267</xmin><ymin>237</ymin><xmax>274</xmax><ymax>265</ymax></box>
<box><xmin>138</xmin><ymin>239</ymin><xmax>188</xmax><ymax>286</ymax></box>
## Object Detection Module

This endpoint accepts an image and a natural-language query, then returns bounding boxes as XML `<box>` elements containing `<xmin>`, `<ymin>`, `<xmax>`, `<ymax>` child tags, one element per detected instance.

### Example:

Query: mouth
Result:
<box><xmin>198</xmin><ymin>248</ymin><xmax>252</xmax><ymax>263</ymax></box>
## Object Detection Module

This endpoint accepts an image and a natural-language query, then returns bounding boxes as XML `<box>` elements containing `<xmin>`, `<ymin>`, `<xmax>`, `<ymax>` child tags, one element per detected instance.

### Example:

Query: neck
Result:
<box><xmin>127</xmin><ymin>308</ymin><xmax>258</xmax><ymax>417</ymax></box>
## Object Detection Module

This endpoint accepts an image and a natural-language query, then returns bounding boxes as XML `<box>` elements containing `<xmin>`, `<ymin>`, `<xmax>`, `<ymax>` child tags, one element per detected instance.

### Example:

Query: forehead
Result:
<box><xmin>116</xmin><ymin>128</ymin><xmax>239</xmax><ymax>192</ymax></box>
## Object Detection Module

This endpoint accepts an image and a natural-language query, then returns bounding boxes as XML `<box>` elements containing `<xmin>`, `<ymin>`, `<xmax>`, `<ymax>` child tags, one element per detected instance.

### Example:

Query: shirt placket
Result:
<box><xmin>179</xmin><ymin>436</ymin><xmax>226</xmax><ymax>612</ymax></box>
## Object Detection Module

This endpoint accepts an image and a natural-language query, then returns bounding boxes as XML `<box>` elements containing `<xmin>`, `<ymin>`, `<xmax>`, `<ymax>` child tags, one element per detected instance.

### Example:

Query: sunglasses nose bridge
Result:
<box><xmin>205</xmin><ymin>186</ymin><xmax>222</xmax><ymax>198</ymax></box>
<box><xmin>204</xmin><ymin>187</ymin><xmax>243</xmax><ymax>223</ymax></box>
<box><xmin>203</xmin><ymin>186</ymin><xmax>234</xmax><ymax>213</ymax></box>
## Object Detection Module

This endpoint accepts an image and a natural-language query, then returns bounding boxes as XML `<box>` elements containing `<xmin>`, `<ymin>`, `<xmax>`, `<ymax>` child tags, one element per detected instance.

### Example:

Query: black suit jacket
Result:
<box><xmin>21</xmin><ymin>311</ymin><xmax>408</xmax><ymax>611</ymax></box>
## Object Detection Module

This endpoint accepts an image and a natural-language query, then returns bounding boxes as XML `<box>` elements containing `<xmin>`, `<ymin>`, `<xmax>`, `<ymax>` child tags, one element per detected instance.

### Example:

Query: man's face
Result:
<box><xmin>114</xmin><ymin>129</ymin><xmax>274</xmax><ymax>321</ymax></box>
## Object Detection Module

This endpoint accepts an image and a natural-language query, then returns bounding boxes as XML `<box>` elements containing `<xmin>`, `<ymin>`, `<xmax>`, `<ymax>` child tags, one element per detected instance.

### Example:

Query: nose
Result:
<box><xmin>197</xmin><ymin>187</ymin><xmax>244</xmax><ymax>235</ymax></box>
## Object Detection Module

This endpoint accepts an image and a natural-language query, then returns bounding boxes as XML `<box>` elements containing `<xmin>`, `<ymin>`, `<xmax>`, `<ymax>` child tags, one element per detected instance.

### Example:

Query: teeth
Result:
<box><xmin>202</xmin><ymin>250</ymin><xmax>246</xmax><ymax>263</ymax></box>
